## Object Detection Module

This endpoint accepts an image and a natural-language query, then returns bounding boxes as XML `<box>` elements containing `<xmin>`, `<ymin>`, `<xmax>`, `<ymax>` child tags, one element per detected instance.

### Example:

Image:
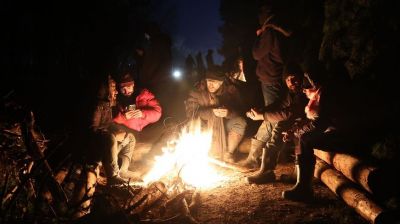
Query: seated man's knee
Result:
<box><xmin>126</xmin><ymin>133</ymin><xmax>136</xmax><ymax>143</ymax></box>
<box><xmin>229</xmin><ymin>116</ymin><xmax>247</xmax><ymax>135</ymax></box>
<box><xmin>238</xmin><ymin>116</ymin><xmax>247</xmax><ymax>127</ymax></box>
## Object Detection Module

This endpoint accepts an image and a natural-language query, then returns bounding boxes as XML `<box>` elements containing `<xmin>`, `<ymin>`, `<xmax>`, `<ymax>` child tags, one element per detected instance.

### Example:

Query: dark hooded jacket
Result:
<box><xmin>185</xmin><ymin>80</ymin><xmax>245</xmax><ymax>120</ymax></box>
<box><xmin>252</xmin><ymin>19</ymin><xmax>290</xmax><ymax>85</ymax></box>
<box><xmin>185</xmin><ymin>79</ymin><xmax>246</xmax><ymax>154</ymax></box>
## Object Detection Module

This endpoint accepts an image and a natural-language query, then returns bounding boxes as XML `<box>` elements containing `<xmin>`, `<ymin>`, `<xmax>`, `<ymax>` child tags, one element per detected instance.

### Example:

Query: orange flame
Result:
<box><xmin>143</xmin><ymin>119</ymin><xmax>225</xmax><ymax>189</ymax></box>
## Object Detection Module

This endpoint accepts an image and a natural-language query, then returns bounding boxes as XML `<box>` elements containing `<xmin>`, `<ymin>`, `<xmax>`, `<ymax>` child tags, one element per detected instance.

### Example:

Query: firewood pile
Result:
<box><xmin>101</xmin><ymin>177</ymin><xmax>203</xmax><ymax>224</ymax></box>
<box><xmin>0</xmin><ymin>109</ymin><xmax>69</xmax><ymax>222</ymax></box>
<box><xmin>0</xmin><ymin>101</ymin><xmax>205</xmax><ymax>223</ymax></box>
<box><xmin>313</xmin><ymin>149</ymin><xmax>396</xmax><ymax>224</ymax></box>
<box><xmin>0</xmin><ymin>113</ymin><xmax>205</xmax><ymax>223</ymax></box>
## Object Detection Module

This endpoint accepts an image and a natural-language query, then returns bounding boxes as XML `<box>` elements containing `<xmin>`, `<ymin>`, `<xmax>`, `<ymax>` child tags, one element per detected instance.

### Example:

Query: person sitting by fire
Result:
<box><xmin>242</xmin><ymin>62</ymin><xmax>308</xmax><ymax>184</ymax></box>
<box><xmin>185</xmin><ymin>66</ymin><xmax>247</xmax><ymax>163</ymax></box>
<box><xmin>71</xmin><ymin>75</ymin><xmax>120</xmax><ymax>217</ymax></box>
<box><xmin>102</xmin><ymin>72</ymin><xmax>162</xmax><ymax>185</ymax></box>
<box><xmin>281</xmin><ymin>63</ymin><xmax>359</xmax><ymax>202</ymax></box>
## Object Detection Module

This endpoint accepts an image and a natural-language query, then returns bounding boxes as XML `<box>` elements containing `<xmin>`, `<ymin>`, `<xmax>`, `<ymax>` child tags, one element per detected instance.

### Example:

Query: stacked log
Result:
<box><xmin>314</xmin><ymin>158</ymin><xmax>387</xmax><ymax>224</ymax></box>
<box><xmin>314</xmin><ymin>150</ymin><xmax>389</xmax><ymax>199</ymax></box>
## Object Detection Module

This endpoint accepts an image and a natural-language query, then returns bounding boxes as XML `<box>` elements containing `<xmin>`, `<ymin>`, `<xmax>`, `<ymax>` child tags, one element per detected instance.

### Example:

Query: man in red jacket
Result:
<box><xmin>104</xmin><ymin>72</ymin><xmax>161</xmax><ymax>185</ymax></box>
<box><xmin>114</xmin><ymin>73</ymin><xmax>162</xmax><ymax>131</ymax></box>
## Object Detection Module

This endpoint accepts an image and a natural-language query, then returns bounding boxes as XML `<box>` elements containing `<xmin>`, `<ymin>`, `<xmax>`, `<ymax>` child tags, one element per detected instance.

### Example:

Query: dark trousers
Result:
<box><xmin>298</xmin><ymin>129</ymin><xmax>355</xmax><ymax>161</ymax></box>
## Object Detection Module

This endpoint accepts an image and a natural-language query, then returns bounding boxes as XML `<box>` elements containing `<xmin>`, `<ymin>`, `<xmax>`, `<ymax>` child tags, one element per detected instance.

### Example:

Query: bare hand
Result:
<box><xmin>256</xmin><ymin>24</ymin><xmax>273</xmax><ymax>36</ymax></box>
<box><xmin>246</xmin><ymin>108</ymin><xmax>264</xmax><ymax>121</ymax></box>
<box><xmin>125</xmin><ymin>109</ymin><xmax>143</xmax><ymax>119</ymax></box>
<box><xmin>213</xmin><ymin>108</ymin><xmax>228</xmax><ymax>118</ymax></box>
<box><xmin>282</xmin><ymin>131</ymin><xmax>294</xmax><ymax>143</ymax></box>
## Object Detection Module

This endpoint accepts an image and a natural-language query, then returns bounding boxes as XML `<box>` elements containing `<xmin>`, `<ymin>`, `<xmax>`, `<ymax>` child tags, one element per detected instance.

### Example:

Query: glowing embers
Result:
<box><xmin>143</xmin><ymin>119</ymin><xmax>225</xmax><ymax>189</ymax></box>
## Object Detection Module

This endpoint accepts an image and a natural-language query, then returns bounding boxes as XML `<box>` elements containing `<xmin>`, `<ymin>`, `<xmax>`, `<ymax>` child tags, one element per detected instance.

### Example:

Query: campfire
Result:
<box><xmin>120</xmin><ymin>119</ymin><xmax>234</xmax><ymax>223</ymax></box>
<box><xmin>143</xmin><ymin>119</ymin><xmax>226</xmax><ymax>189</ymax></box>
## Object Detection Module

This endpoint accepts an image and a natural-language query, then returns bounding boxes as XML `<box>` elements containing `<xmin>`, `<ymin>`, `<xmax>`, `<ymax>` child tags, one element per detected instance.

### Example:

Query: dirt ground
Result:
<box><xmin>124</xmin><ymin>121</ymin><xmax>369</xmax><ymax>224</ymax></box>
<box><xmin>189</xmin><ymin>161</ymin><xmax>368</xmax><ymax>224</ymax></box>
<box><xmin>126</xmin><ymin>146</ymin><xmax>368</xmax><ymax>224</ymax></box>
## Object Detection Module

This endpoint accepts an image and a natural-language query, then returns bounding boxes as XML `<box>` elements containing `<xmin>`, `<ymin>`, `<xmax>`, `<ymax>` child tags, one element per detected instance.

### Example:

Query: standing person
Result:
<box><xmin>247</xmin><ymin>2</ymin><xmax>292</xmax><ymax>169</ymax></box>
<box><xmin>243</xmin><ymin>63</ymin><xmax>308</xmax><ymax>184</ymax></box>
<box><xmin>185</xmin><ymin>67</ymin><xmax>247</xmax><ymax>163</ymax></box>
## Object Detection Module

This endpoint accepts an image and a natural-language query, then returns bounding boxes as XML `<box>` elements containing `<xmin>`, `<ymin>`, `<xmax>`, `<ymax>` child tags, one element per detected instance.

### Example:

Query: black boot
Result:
<box><xmin>246</xmin><ymin>147</ymin><xmax>278</xmax><ymax>184</ymax></box>
<box><xmin>282</xmin><ymin>154</ymin><xmax>315</xmax><ymax>201</ymax></box>
<box><xmin>224</xmin><ymin>131</ymin><xmax>243</xmax><ymax>163</ymax></box>
<box><xmin>239</xmin><ymin>138</ymin><xmax>264</xmax><ymax>169</ymax></box>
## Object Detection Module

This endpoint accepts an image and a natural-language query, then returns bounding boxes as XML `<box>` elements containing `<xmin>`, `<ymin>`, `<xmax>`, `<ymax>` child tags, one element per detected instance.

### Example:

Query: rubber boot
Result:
<box><xmin>239</xmin><ymin>138</ymin><xmax>264</xmax><ymax>169</ymax></box>
<box><xmin>224</xmin><ymin>131</ymin><xmax>244</xmax><ymax>163</ymax></box>
<box><xmin>246</xmin><ymin>147</ymin><xmax>278</xmax><ymax>184</ymax></box>
<box><xmin>119</xmin><ymin>156</ymin><xmax>142</xmax><ymax>181</ymax></box>
<box><xmin>282</xmin><ymin>154</ymin><xmax>315</xmax><ymax>201</ymax></box>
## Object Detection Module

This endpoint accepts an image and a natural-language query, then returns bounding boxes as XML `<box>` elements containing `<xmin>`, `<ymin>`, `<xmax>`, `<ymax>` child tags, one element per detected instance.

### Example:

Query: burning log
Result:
<box><xmin>125</xmin><ymin>181</ymin><xmax>167</xmax><ymax>216</ymax></box>
<box><xmin>314</xmin><ymin>158</ymin><xmax>388</xmax><ymax>224</ymax></box>
<box><xmin>314</xmin><ymin>149</ymin><xmax>387</xmax><ymax>198</ymax></box>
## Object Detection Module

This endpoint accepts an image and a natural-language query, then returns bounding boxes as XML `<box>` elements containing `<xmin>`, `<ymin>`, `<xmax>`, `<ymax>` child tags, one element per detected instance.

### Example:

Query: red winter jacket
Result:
<box><xmin>113</xmin><ymin>89</ymin><xmax>162</xmax><ymax>131</ymax></box>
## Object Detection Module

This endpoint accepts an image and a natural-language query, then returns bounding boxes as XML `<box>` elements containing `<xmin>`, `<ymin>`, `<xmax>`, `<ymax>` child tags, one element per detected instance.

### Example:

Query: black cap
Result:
<box><xmin>283</xmin><ymin>62</ymin><xmax>303</xmax><ymax>80</ymax></box>
<box><xmin>205</xmin><ymin>68</ymin><xmax>225</xmax><ymax>81</ymax></box>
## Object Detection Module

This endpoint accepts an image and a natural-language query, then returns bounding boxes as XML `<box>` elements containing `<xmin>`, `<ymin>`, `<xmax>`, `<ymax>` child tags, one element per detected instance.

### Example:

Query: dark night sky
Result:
<box><xmin>152</xmin><ymin>0</ymin><xmax>224</xmax><ymax>65</ymax></box>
